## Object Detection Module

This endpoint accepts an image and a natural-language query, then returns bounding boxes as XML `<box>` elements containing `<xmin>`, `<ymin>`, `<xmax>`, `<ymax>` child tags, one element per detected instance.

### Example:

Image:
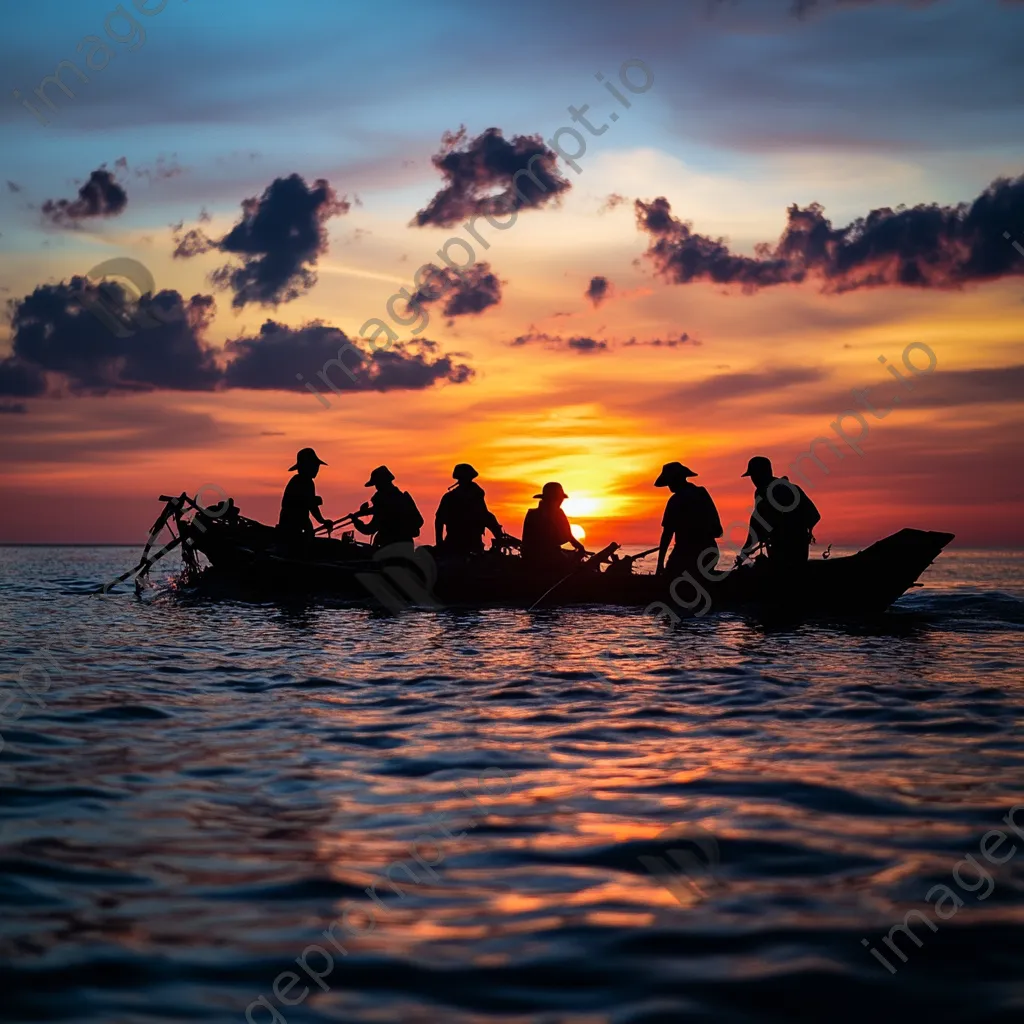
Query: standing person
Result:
<box><xmin>351</xmin><ymin>466</ymin><xmax>424</xmax><ymax>550</ymax></box>
<box><xmin>278</xmin><ymin>447</ymin><xmax>334</xmax><ymax>539</ymax></box>
<box><xmin>434</xmin><ymin>463</ymin><xmax>504</xmax><ymax>555</ymax></box>
<box><xmin>739</xmin><ymin>456</ymin><xmax>820</xmax><ymax>566</ymax></box>
<box><xmin>521</xmin><ymin>482</ymin><xmax>586</xmax><ymax>567</ymax></box>
<box><xmin>654</xmin><ymin>462</ymin><xmax>724</xmax><ymax>578</ymax></box>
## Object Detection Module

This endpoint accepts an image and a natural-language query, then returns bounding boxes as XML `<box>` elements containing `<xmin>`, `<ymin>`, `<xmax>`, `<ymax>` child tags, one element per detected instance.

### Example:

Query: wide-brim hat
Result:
<box><xmin>289</xmin><ymin>447</ymin><xmax>327</xmax><ymax>471</ymax></box>
<box><xmin>365</xmin><ymin>465</ymin><xmax>395</xmax><ymax>487</ymax></box>
<box><xmin>742</xmin><ymin>456</ymin><xmax>773</xmax><ymax>478</ymax></box>
<box><xmin>654</xmin><ymin>461</ymin><xmax>696</xmax><ymax>486</ymax></box>
<box><xmin>534</xmin><ymin>482</ymin><xmax>568</xmax><ymax>500</ymax></box>
<box><xmin>453</xmin><ymin>463</ymin><xmax>478</xmax><ymax>481</ymax></box>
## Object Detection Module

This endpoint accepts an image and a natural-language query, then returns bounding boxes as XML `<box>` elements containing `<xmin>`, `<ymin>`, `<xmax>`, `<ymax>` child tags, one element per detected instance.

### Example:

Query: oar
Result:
<box><xmin>528</xmin><ymin>542</ymin><xmax>620</xmax><ymax>611</ymax></box>
<box><xmin>97</xmin><ymin>534</ymin><xmax>181</xmax><ymax>594</ymax></box>
<box><xmin>627</xmin><ymin>546</ymin><xmax>660</xmax><ymax>563</ymax></box>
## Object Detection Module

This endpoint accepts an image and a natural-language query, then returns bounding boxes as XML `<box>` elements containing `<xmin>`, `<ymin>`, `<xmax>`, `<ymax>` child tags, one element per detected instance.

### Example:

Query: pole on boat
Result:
<box><xmin>312</xmin><ymin>510</ymin><xmax>361</xmax><ymax>537</ymax></box>
<box><xmin>528</xmin><ymin>542</ymin><xmax>620</xmax><ymax>611</ymax></box>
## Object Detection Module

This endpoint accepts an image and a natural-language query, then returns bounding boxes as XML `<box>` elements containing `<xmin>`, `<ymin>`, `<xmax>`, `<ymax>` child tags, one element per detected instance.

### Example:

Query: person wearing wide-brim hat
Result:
<box><xmin>738</xmin><ymin>455</ymin><xmax>820</xmax><ymax>566</ymax></box>
<box><xmin>434</xmin><ymin>463</ymin><xmax>504</xmax><ymax>555</ymax></box>
<box><xmin>278</xmin><ymin>447</ymin><xmax>335</xmax><ymax>539</ymax></box>
<box><xmin>351</xmin><ymin>465</ymin><xmax>424</xmax><ymax>550</ymax></box>
<box><xmin>521</xmin><ymin>481</ymin><xmax>585</xmax><ymax>567</ymax></box>
<box><xmin>654</xmin><ymin>461</ymin><xmax>723</xmax><ymax>577</ymax></box>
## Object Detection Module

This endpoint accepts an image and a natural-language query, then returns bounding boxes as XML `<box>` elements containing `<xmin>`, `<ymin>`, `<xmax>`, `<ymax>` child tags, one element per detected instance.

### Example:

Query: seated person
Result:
<box><xmin>521</xmin><ymin>482</ymin><xmax>586</xmax><ymax>567</ymax></box>
<box><xmin>435</xmin><ymin>463</ymin><xmax>503</xmax><ymax>556</ymax></box>
<box><xmin>351</xmin><ymin>465</ymin><xmax>424</xmax><ymax>550</ymax></box>
<box><xmin>278</xmin><ymin>448</ymin><xmax>333</xmax><ymax>539</ymax></box>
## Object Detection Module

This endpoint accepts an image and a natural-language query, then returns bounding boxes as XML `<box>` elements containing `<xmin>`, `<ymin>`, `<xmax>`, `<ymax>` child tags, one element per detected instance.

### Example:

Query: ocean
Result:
<box><xmin>1</xmin><ymin>545</ymin><xmax>1023</xmax><ymax>1023</ymax></box>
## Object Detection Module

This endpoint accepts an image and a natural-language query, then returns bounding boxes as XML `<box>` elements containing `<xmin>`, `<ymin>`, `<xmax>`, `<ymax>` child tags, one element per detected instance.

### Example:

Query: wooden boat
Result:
<box><xmin>112</xmin><ymin>493</ymin><xmax>955</xmax><ymax>619</ymax></box>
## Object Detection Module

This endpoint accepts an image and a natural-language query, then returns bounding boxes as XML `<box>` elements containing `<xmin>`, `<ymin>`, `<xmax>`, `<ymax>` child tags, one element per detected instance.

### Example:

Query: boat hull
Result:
<box><xmin>180</xmin><ymin>519</ymin><xmax>954</xmax><ymax>618</ymax></box>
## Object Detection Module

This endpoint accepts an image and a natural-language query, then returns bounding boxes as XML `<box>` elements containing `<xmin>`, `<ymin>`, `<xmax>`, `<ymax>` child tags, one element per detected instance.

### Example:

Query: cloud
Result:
<box><xmin>510</xmin><ymin>331</ymin><xmax>608</xmax><ymax>354</ymax></box>
<box><xmin>0</xmin><ymin>357</ymin><xmax>47</xmax><ymax>398</ymax></box>
<box><xmin>222</xmin><ymin>321</ymin><xmax>474</xmax><ymax>392</ymax></box>
<box><xmin>4</xmin><ymin>278</ymin><xmax>477</xmax><ymax>402</ymax></box>
<box><xmin>112</xmin><ymin>154</ymin><xmax>184</xmax><ymax>183</ymax></box>
<box><xmin>0</xmin><ymin>401</ymin><xmax>27</xmax><ymax>414</ymax></box>
<box><xmin>41</xmin><ymin>168</ymin><xmax>128</xmax><ymax>226</ymax></box>
<box><xmin>6</xmin><ymin>180</ymin><xmax>22</xmax><ymax>193</ymax></box>
<box><xmin>785</xmin><ymin>362</ymin><xmax>1024</xmax><ymax>417</ymax></box>
<box><xmin>412</xmin><ymin>126</ymin><xmax>572</xmax><ymax>228</ymax></box>
<box><xmin>623</xmin><ymin>333</ymin><xmax>700</xmax><ymax>347</ymax></box>
<box><xmin>409</xmin><ymin>263</ymin><xmax>503</xmax><ymax>318</ymax></box>
<box><xmin>661</xmin><ymin>365</ymin><xmax>828</xmax><ymax>405</ymax></box>
<box><xmin>636</xmin><ymin>173</ymin><xmax>1024</xmax><ymax>293</ymax></box>
<box><xmin>600</xmin><ymin>193</ymin><xmax>628</xmax><ymax>213</ymax></box>
<box><xmin>585</xmin><ymin>275</ymin><xmax>612</xmax><ymax>307</ymax></box>
<box><xmin>5</xmin><ymin>279</ymin><xmax>220</xmax><ymax>395</ymax></box>
<box><xmin>174</xmin><ymin>174</ymin><xmax>350</xmax><ymax>308</ymax></box>
<box><xmin>509</xmin><ymin>329</ymin><xmax>698</xmax><ymax>353</ymax></box>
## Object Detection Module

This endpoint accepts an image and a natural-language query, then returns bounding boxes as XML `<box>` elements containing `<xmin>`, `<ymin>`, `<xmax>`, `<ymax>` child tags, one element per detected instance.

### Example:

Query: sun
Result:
<box><xmin>570</xmin><ymin>523</ymin><xmax>586</xmax><ymax>541</ymax></box>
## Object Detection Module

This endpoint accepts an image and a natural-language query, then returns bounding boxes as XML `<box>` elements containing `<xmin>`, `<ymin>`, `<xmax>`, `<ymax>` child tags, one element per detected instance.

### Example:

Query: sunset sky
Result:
<box><xmin>1</xmin><ymin>0</ymin><xmax>1022</xmax><ymax>547</ymax></box>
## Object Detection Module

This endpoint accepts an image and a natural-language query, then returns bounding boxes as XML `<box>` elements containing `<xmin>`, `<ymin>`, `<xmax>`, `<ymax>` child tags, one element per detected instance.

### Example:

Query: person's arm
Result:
<box><xmin>738</xmin><ymin>512</ymin><xmax>761</xmax><ymax>564</ymax></box>
<box><xmin>657</xmin><ymin>525</ymin><xmax>672</xmax><ymax>575</ymax></box>
<box><xmin>350</xmin><ymin>502</ymin><xmax>375</xmax><ymax>536</ymax></box>
<box><xmin>310</xmin><ymin>495</ymin><xmax>332</xmax><ymax>533</ymax></box>
<box><xmin>434</xmin><ymin>513</ymin><xmax>444</xmax><ymax>547</ymax></box>
<box><xmin>483</xmin><ymin>509</ymin><xmax>503</xmax><ymax>539</ymax></box>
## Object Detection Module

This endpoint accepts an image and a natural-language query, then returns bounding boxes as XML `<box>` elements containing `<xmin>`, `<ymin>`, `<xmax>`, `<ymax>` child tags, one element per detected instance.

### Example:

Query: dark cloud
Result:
<box><xmin>637</xmin><ymin>173</ymin><xmax>1024</xmax><ymax>293</ymax></box>
<box><xmin>223</xmin><ymin>321</ymin><xmax>474</xmax><ymax>393</ymax></box>
<box><xmin>4</xmin><ymin>276</ymin><xmax>476</xmax><ymax>402</ymax></box>
<box><xmin>41</xmin><ymin>169</ymin><xmax>128</xmax><ymax>226</ymax></box>
<box><xmin>5</xmin><ymin>279</ymin><xmax>220</xmax><ymax>396</ymax></box>
<box><xmin>623</xmin><ymin>333</ymin><xmax>700</xmax><ymax>347</ymax></box>
<box><xmin>662</xmin><ymin>366</ymin><xmax>827</xmax><ymax>405</ymax></box>
<box><xmin>600</xmin><ymin>193</ymin><xmax>628</xmax><ymax>213</ymax></box>
<box><xmin>173</xmin><ymin>228</ymin><xmax>216</xmax><ymax>259</ymax></box>
<box><xmin>409</xmin><ymin>263</ymin><xmax>503</xmax><ymax>317</ymax></box>
<box><xmin>784</xmin><ymin>362</ymin><xmax>1024</xmax><ymax>417</ymax></box>
<box><xmin>585</xmin><ymin>275</ymin><xmax>612</xmax><ymax>307</ymax></box>
<box><xmin>175</xmin><ymin>174</ymin><xmax>350</xmax><ymax>308</ymax></box>
<box><xmin>0</xmin><ymin>401</ymin><xmax>27</xmax><ymax>414</ymax></box>
<box><xmin>0</xmin><ymin>357</ymin><xmax>47</xmax><ymax>398</ymax></box>
<box><xmin>412</xmin><ymin>126</ymin><xmax>572</xmax><ymax>228</ymax></box>
<box><xmin>6</xmin><ymin>180</ymin><xmax>22</xmax><ymax>193</ymax></box>
<box><xmin>510</xmin><ymin>331</ymin><xmax>608</xmax><ymax>354</ymax></box>
<box><xmin>133</xmin><ymin>155</ymin><xmax>184</xmax><ymax>182</ymax></box>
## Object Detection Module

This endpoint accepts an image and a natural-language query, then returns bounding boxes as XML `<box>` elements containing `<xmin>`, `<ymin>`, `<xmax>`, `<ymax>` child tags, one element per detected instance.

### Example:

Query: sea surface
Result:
<box><xmin>1</xmin><ymin>545</ymin><xmax>1023</xmax><ymax>1024</ymax></box>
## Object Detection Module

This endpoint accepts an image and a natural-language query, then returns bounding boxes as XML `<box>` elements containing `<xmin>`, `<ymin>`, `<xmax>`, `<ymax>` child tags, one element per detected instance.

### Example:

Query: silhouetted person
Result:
<box><xmin>654</xmin><ymin>462</ymin><xmax>723</xmax><ymax>577</ymax></box>
<box><xmin>278</xmin><ymin>448</ymin><xmax>334</xmax><ymax>539</ymax></box>
<box><xmin>434</xmin><ymin>463</ymin><xmax>503</xmax><ymax>555</ymax></box>
<box><xmin>521</xmin><ymin>482</ymin><xmax>586</xmax><ymax>567</ymax></box>
<box><xmin>739</xmin><ymin>456</ymin><xmax>820</xmax><ymax>565</ymax></box>
<box><xmin>352</xmin><ymin>466</ymin><xmax>424</xmax><ymax>549</ymax></box>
